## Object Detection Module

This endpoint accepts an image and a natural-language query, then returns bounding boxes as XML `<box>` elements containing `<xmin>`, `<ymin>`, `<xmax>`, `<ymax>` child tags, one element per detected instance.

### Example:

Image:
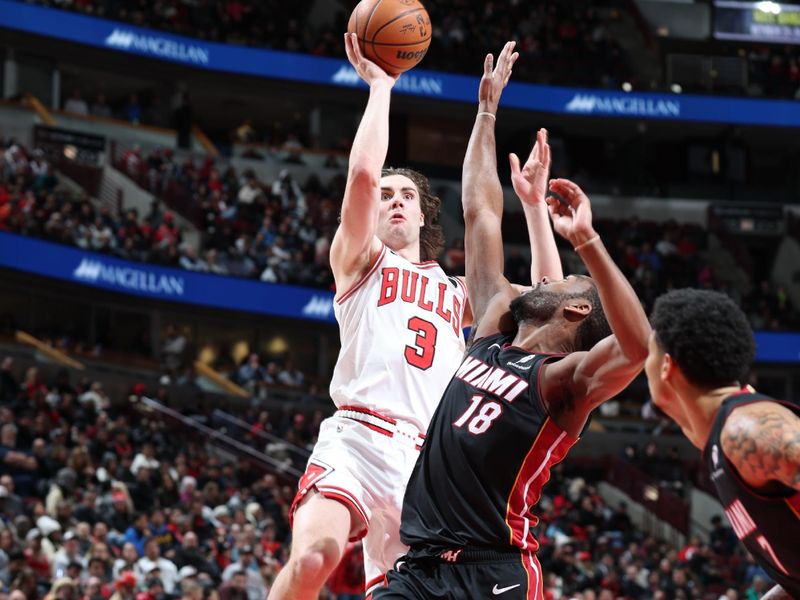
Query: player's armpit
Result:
<box><xmin>721</xmin><ymin>402</ymin><xmax>800</xmax><ymax>492</ymax></box>
<box><xmin>540</xmin><ymin>335</ymin><xmax>645</xmax><ymax>438</ymax></box>
<box><xmin>760</xmin><ymin>584</ymin><xmax>792</xmax><ymax>600</ymax></box>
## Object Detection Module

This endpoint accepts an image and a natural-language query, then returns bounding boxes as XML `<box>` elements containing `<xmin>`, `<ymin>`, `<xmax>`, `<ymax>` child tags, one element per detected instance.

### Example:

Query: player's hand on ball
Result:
<box><xmin>546</xmin><ymin>179</ymin><xmax>597</xmax><ymax>247</ymax></box>
<box><xmin>510</xmin><ymin>128</ymin><xmax>551</xmax><ymax>207</ymax></box>
<box><xmin>344</xmin><ymin>32</ymin><xmax>399</xmax><ymax>87</ymax></box>
<box><xmin>478</xmin><ymin>41</ymin><xmax>519</xmax><ymax>115</ymax></box>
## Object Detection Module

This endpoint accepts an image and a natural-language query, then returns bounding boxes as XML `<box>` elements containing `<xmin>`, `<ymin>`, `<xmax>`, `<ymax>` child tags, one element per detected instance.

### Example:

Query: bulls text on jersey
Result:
<box><xmin>377</xmin><ymin>267</ymin><xmax>463</xmax><ymax>335</ymax></box>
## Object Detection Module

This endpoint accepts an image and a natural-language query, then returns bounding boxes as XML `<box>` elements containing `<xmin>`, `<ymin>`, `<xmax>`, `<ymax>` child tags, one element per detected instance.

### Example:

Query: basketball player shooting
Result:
<box><xmin>373</xmin><ymin>43</ymin><xmax>652</xmax><ymax>598</ymax></box>
<box><xmin>267</xmin><ymin>32</ymin><xmax>472</xmax><ymax>599</ymax></box>
<box><xmin>647</xmin><ymin>289</ymin><xmax>800</xmax><ymax>599</ymax></box>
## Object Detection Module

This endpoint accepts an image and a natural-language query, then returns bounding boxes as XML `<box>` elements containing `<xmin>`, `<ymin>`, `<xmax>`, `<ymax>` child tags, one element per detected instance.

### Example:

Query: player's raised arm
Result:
<box><xmin>540</xmin><ymin>180</ymin><xmax>650</xmax><ymax>434</ymax></box>
<box><xmin>330</xmin><ymin>33</ymin><xmax>398</xmax><ymax>291</ymax></box>
<box><xmin>463</xmin><ymin>42</ymin><xmax>518</xmax><ymax>335</ymax></box>
<box><xmin>510</xmin><ymin>128</ymin><xmax>563</xmax><ymax>283</ymax></box>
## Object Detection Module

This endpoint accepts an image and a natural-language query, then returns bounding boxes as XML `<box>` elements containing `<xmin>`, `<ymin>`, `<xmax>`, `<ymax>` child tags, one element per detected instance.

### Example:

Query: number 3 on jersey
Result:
<box><xmin>453</xmin><ymin>394</ymin><xmax>503</xmax><ymax>435</ymax></box>
<box><xmin>405</xmin><ymin>317</ymin><xmax>437</xmax><ymax>370</ymax></box>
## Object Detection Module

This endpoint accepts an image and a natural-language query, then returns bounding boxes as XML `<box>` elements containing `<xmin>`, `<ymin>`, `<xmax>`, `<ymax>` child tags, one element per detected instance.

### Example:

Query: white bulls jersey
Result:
<box><xmin>331</xmin><ymin>243</ymin><xmax>468</xmax><ymax>432</ymax></box>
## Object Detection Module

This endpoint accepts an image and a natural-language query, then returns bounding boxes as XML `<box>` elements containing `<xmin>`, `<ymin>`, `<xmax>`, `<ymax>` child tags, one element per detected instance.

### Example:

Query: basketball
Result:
<box><xmin>347</xmin><ymin>0</ymin><xmax>432</xmax><ymax>76</ymax></box>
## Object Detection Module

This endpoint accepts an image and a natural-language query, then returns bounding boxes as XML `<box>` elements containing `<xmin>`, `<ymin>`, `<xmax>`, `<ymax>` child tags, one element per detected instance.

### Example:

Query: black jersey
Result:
<box><xmin>400</xmin><ymin>333</ymin><xmax>578</xmax><ymax>555</ymax></box>
<box><xmin>704</xmin><ymin>391</ymin><xmax>800</xmax><ymax>598</ymax></box>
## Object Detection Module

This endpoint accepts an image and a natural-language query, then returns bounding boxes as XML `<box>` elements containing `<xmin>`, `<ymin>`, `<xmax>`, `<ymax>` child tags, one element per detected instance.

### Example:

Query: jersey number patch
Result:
<box><xmin>405</xmin><ymin>317</ymin><xmax>437</xmax><ymax>370</ymax></box>
<box><xmin>453</xmin><ymin>394</ymin><xmax>503</xmax><ymax>435</ymax></box>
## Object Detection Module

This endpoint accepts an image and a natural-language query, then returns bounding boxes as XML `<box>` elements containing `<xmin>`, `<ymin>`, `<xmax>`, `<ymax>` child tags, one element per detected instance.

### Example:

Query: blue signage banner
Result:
<box><xmin>0</xmin><ymin>233</ymin><xmax>797</xmax><ymax>360</ymax></box>
<box><xmin>0</xmin><ymin>233</ymin><xmax>336</xmax><ymax>323</ymax></box>
<box><xmin>750</xmin><ymin>331</ymin><xmax>800</xmax><ymax>364</ymax></box>
<box><xmin>3</xmin><ymin>0</ymin><xmax>800</xmax><ymax>127</ymax></box>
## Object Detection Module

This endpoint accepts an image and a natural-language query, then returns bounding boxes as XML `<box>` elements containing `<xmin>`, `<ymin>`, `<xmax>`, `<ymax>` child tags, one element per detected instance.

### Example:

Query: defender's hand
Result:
<box><xmin>510</xmin><ymin>128</ymin><xmax>551</xmax><ymax>207</ymax></box>
<box><xmin>344</xmin><ymin>32</ymin><xmax>399</xmax><ymax>87</ymax></box>
<box><xmin>546</xmin><ymin>179</ymin><xmax>597</xmax><ymax>247</ymax></box>
<box><xmin>478</xmin><ymin>41</ymin><xmax>519</xmax><ymax>115</ymax></box>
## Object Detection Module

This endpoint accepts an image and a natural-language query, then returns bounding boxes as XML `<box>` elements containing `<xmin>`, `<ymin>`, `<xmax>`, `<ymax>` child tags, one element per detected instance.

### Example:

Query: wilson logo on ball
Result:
<box><xmin>396</xmin><ymin>49</ymin><xmax>428</xmax><ymax>60</ymax></box>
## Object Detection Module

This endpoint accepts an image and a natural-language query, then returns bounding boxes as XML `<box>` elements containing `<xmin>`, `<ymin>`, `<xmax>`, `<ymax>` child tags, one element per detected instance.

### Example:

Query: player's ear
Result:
<box><xmin>419</xmin><ymin>211</ymin><xmax>425</xmax><ymax>227</ymax></box>
<box><xmin>661</xmin><ymin>353</ymin><xmax>675</xmax><ymax>383</ymax></box>
<box><xmin>563</xmin><ymin>300</ymin><xmax>591</xmax><ymax>322</ymax></box>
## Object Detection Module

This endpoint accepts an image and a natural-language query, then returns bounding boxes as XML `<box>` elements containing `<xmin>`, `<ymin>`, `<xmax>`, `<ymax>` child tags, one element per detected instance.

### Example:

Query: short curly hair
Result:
<box><xmin>382</xmin><ymin>167</ymin><xmax>444</xmax><ymax>261</ymax></box>
<box><xmin>651</xmin><ymin>289</ymin><xmax>755</xmax><ymax>387</ymax></box>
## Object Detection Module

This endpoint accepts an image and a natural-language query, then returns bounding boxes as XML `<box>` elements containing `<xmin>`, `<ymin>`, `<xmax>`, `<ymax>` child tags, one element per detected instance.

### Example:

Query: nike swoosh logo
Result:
<box><xmin>489</xmin><ymin>344</ymin><xmax>502</xmax><ymax>350</ymax></box>
<box><xmin>492</xmin><ymin>584</ymin><xmax>521</xmax><ymax>595</ymax></box>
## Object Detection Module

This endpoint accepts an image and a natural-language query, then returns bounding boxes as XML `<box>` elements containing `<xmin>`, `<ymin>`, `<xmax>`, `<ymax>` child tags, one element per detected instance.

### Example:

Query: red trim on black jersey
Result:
<box><xmin>521</xmin><ymin>551</ymin><xmax>544</xmax><ymax>600</ymax></box>
<box><xmin>364</xmin><ymin>574</ymin><xmax>387</xmax><ymax>595</ymax></box>
<box><xmin>505</xmin><ymin>418</ymin><xmax>577</xmax><ymax>550</ymax></box>
<box><xmin>786</xmin><ymin>494</ymin><xmax>800</xmax><ymax>521</ymax></box>
<box><xmin>336</xmin><ymin>243</ymin><xmax>387</xmax><ymax>304</ymax></box>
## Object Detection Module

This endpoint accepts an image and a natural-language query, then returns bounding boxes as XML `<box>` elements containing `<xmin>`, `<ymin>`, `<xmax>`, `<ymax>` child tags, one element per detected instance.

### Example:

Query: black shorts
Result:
<box><xmin>370</xmin><ymin>547</ymin><xmax>545</xmax><ymax>600</ymax></box>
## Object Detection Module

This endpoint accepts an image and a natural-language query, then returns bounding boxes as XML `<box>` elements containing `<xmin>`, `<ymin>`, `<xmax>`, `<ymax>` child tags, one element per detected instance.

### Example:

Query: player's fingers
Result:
<box><xmin>548</xmin><ymin>181</ymin><xmax>574</xmax><ymax>205</ymax></box>
<box><xmin>484</xmin><ymin>54</ymin><xmax>494</xmax><ymax>77</ymax></box>
<box><xmin>543</xmin><ymin>131</ymin><xmax>551</xmax><ymax>167</ymax></box>
<box><xmin>509</xmin><ymin>153</ymin><xmax>521</xmax><ymax>176</ymax></box>
<box><xmin>344</xmin><ymin>33</ymin><xmax>355</xmax><ymax>62</ymax></box>
<box><xmin>350</xmin><ymin>33</ymin><xmax>365</xmax><ymax>63</ymax></box>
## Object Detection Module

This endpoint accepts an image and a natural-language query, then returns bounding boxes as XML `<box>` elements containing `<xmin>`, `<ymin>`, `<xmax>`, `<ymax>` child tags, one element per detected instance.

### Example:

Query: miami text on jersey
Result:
<box><xmin>453</xmin><ymin>356</ymin><xmax>529</xmax><ymax>402</ymax></box>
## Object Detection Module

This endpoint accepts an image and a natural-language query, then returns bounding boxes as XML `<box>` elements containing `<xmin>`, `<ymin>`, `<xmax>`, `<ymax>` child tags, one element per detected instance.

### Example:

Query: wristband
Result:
<box><xmin>573</xmin><ymin>235</ymin><xmax>600</xmax><ymax>252</ymax></box>
<box><xmin>477</xmin><ymin>112</ymin><xmax>496</xmax><ymax>121</ymax></box>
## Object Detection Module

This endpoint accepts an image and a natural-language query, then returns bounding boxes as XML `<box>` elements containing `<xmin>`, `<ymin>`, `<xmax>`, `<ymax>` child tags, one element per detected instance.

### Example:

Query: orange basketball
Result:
<box><xmin>347</xmin><ymin>0</ymin><xmax>432</xmax><ymax>76</ymax></box>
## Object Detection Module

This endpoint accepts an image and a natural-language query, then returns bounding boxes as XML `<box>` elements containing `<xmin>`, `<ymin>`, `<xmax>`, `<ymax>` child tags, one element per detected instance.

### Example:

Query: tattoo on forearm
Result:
<box><xmin>722</xmin><ymin>409</ymin><xmax>800</xmax><ymax>491</ymax></box>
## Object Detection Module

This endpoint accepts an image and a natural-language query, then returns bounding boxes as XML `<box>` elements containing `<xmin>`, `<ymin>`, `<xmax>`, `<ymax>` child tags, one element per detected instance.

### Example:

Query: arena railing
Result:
<box><xmin>139</xmin><ymin>396</ymin><xmax>304</xmax><ymax>481</ymax></box>
<box><xmin>210</xmin><ymin>409</ymin><xmax>311</xmax><ymax>468</ymax></box>
<box><xmin>607</xmin><ymin>455</ymin><xmax>690</xmax><ymax>534</ymax></box>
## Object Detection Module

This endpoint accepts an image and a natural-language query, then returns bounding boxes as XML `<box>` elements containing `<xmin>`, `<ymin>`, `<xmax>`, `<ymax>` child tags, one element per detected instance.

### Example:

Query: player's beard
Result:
<box><xmin>510</xmin><ymin>287</ymin><xmax>565</xmax><ymax>325</ymax></box>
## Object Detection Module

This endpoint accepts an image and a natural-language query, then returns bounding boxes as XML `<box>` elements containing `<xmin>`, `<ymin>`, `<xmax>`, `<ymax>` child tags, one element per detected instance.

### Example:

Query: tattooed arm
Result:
<box><xmin>761</xmin><ymin>584</ymin><xmax>792</xmax><ymax>600</ymax></box>
<box><xmin>720</xmin><ymin>402</ymin><xmax>800</xmax><ymax>492</ymax></box>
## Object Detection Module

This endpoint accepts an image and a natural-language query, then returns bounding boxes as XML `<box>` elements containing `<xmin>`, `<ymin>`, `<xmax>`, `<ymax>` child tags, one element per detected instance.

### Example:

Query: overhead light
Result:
<box><xmin>622</xmin><ymin>82</ymin><xmax>633</xmax><ymax>92</ymax></box>
<box><xmin>756</xmin><ymin>1</ymin><xmax>781</xmax><ymax>14</ymax></box>
<box><xmin>670</xmin><ymin>83</ymin><xmax>683</xmax><ymax>94</ymax></box>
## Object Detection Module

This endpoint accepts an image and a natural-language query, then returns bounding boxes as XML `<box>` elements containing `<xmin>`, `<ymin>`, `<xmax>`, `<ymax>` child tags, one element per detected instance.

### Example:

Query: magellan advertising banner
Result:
<box><xmin>2</xmin><ymin>0</ymin><xmax>800</xmax><ymax>127</ymax></box>
<box><xmin>0</xmin><ymin>233</ymin><xmax>336</xmax><ymax>323</ymax></box>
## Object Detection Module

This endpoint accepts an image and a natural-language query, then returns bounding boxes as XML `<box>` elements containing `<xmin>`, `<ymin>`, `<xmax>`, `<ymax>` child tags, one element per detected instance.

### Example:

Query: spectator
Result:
<box><xmin>109</xmin><ymin>571</ymin><xmax>137</xmax><ymax>600</ymax></box>
<box><xmin>90</xmin><ymin>94</ymin><xmax>112</xmax><ymax>119</ymax></box>
<box><xmin>135</xmin><ymin>539</ymin><xmax>178</xmax><ymax>594</ymax></box>
<box><xmin>123</xmin><ymin>95</ymin><xmax>141</xmax><ymax>125</ymax></box>
<box><xmin>218</xmin><ymin>569</ymin><xmax>247</xmax><ymax>600</ymax></box>
<box><xmin>220</xmin><ymin>546</ymin><xmax>264</xmax><ymax>600</ymax></box>
<box><xmin>160</xmin><ymin>324</ymin><xmax>186</xmax><ymax>377</ymax></box>
<box><xmin>710</xmin><ymin>515</ymin><xmax>738</xmax><ymax>556</ymax></box>
<box><xmin>64</xmin><ymin>90</ymin><xmax>89</xmax><ymax>116</ymax></box>
<box><xmin>51</xmin><ymin>531</ymin><xmax>86</xmax><ymax>579</ymax></box>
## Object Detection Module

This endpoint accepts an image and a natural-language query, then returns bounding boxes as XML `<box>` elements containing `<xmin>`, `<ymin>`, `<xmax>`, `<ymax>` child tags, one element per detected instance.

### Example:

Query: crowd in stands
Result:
<box><xmin>22</xmin><ymin>0</ymin><xmax>632</xmax><ymax>90</ymax></box>
<box><xmin>0</xmin><ymin>355</ymin><xmax>330</xmax><ymax>599</ymax></box>
<box><xmin>2</xmin><ymin>138</ymin><xmax>798</xmax><ymax>332</ymax></box>
<box><xmin>25</xmin><ymin>0</ymin><xmax>800</xmax><ymax>99</ymax></box>
<box><xmin>534</xmin><ymin>464</ymin><xmax>774</xmax><ymax>599</ymax></box>
<box><xmin>0</xmin><ymin>353</ymin><xmax>780</xmax><ymax>599</ymax></box>
<box><xmin>0</xmin><ymin>140</ymin><xmax>335</xmax><ymax>290</ymax></box>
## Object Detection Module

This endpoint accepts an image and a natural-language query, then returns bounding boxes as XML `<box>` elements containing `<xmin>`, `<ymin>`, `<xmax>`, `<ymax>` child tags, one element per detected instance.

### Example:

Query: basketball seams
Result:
<box><xmin>356</xmin><ymin>36</ymin><xmax>431</xmax><ymax>47</ymax></box>
<box><xmin>363</xmin><ymin>0</ymin><xmax>384</xmax><ymax>42</ymax></box>
<box><xmin>368</xmin><ymin>8</ymin><xmax>427</xmax><ymax>42</ymax></box>
<box><xmin>350</xmin><ymin>0</ymin><xmax>431</xmax><ymax>74</ymax></box>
